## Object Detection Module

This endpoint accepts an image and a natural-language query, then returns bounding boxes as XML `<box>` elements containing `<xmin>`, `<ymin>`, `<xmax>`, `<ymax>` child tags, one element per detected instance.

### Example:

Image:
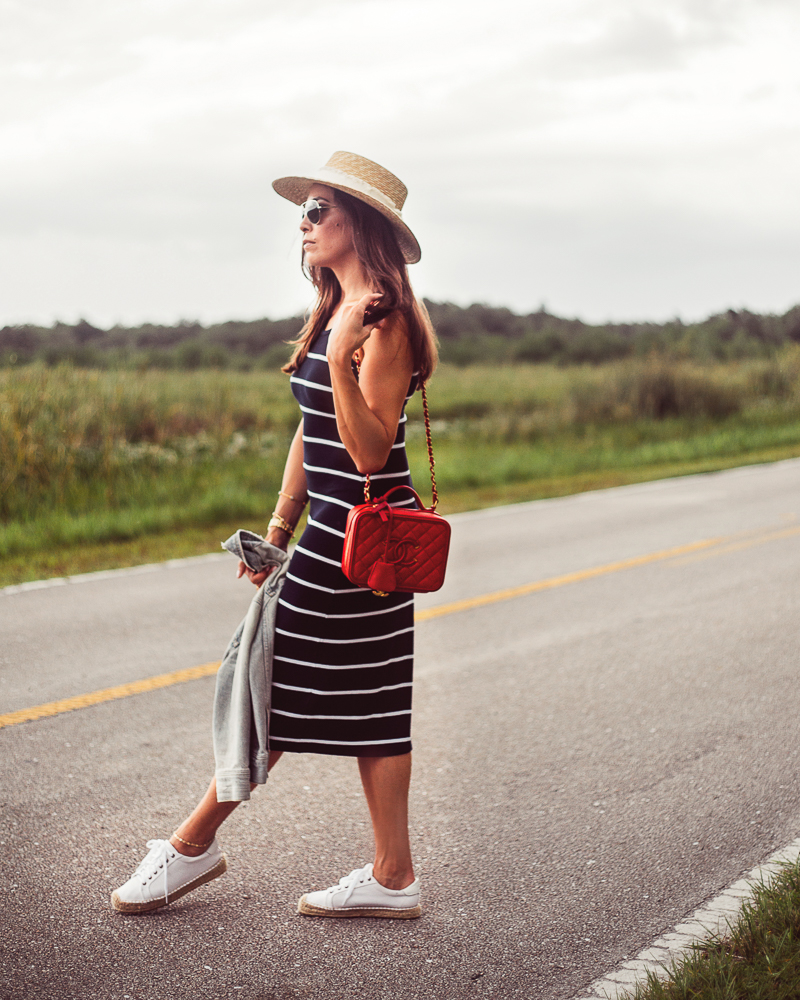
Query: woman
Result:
<box><xmin>111</xmin><ymin>151</ymin><xmax>438</xmax><ymax>919</ymax></box>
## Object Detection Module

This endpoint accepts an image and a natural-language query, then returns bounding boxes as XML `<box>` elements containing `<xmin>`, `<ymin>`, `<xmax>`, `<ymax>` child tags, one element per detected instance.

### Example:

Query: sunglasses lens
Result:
<box><xmin>302</xmin><ymin>200</ymin><xmax>322</xmax><ymax>225</ymax></box>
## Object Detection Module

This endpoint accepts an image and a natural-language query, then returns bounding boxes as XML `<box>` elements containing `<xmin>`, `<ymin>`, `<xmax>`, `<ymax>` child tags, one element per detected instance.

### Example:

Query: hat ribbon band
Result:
<box><xmin>314</xmin><ymin>167</ymin><xmax>404</xmax><ymax>218</ymax></box>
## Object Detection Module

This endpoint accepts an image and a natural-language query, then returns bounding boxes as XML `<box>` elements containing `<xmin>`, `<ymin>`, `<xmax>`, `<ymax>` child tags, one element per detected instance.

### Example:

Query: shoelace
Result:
<box><xmin>330</xmin><ymin>866</ymin><xmax>372</xmax><ymax>906</ymax></box>
<box><xmin>135</xmin><ymin>839</ymin><xmax>174</xmax><ymax>904</ymax></box>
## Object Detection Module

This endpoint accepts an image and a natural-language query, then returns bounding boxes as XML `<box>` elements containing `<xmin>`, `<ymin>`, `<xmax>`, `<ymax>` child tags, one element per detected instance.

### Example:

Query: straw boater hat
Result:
<box><xmin>272</xmin><ymin>151</ymin><xmax>421</xmax><ymax>264</ymax></box>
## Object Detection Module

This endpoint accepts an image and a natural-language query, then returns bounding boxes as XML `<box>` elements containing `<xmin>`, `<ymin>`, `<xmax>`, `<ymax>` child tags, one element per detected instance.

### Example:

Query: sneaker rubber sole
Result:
<box><xmin>297</xmin><ymin>895</ymin><xmax>421</xmax><ymax>919</ymax></box>
<box><xmin>111</xmin><ymin>855</ymin><xmax>227</xmax><ymax>914</ymax></box>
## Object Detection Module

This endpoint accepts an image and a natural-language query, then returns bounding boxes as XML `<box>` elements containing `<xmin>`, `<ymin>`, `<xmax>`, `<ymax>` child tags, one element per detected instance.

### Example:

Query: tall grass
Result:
<box><xmin>414</xmin><ymin>350</ymin><xmax>800</xmax><ymax>428</ymax></box>
<box><xmin>2</xmin><ymin>350</ymin><xmax>800</xmax><ymax>561</ymax></box>
<box><xmin>0</xmin><ymin>367</ymin><xmax>298</xmax><ymax>523</ymax></box>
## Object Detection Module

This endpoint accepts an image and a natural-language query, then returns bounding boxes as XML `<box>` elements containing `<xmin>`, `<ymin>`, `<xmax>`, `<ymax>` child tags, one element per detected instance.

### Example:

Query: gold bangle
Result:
<box><xmin>279</xmin><ymin>490</ymin><xmax>307</xmax><ymax>506</ymax></box>
<box><xmin>268</xmin><ymin>512</ymin><xmax>295</xmax><ymax>537</ymax></box>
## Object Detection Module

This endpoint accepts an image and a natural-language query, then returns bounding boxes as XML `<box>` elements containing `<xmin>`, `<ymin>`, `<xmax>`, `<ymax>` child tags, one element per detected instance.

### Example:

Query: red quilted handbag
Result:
<box><xmin>342</xmin><ymin>382</ymin><xmax>451</xmax><ymax>596</ymax></box>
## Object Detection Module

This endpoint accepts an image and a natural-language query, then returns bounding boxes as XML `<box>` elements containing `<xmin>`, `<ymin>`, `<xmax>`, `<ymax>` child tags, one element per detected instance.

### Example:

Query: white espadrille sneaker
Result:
<box><xmin>298</xmin><ymin>862</ymin><xmax>421</xmax><ymax>919</ymax></box>
<box><xmin>110</xmin><ymin>838</ymin><xmax>227</xmax><ymax>913</ymax></box>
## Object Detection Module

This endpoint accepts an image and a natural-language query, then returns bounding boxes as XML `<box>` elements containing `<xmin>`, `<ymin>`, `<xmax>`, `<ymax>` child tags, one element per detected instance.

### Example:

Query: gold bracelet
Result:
<box><xmin>172</xmin><ymin>832</ymin><xmax>212</xmax><ymax>850</ymax></box>
<box><xmin>268</xmin><ymin>512</ymin><xmax>296</xmax><ymax>537</ymax></box>
<box><xmin>279</xmin><ymin>490</ymin><xmax>307</xmax><ymax>506</ymax></box>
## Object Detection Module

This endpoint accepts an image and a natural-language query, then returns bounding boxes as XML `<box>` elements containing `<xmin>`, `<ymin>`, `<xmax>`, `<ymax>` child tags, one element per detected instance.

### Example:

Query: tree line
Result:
<box><xmin>2</xmin><ymin>300</ymin><xmax>800</xmax><ymax>369</ymax></box>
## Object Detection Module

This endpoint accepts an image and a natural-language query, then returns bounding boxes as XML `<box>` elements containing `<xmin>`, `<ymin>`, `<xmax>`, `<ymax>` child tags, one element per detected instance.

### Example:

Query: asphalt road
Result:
<box><xmin>2</xmin><ymin>459</ymin><xmax>800</xmax><ymax>1000</ymax></box>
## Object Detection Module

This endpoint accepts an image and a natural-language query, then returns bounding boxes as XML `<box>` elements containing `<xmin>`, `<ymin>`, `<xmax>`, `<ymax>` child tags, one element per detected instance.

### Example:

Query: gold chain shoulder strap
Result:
<box><xmin>353</xmin><ymin>356</ymin><xmax>438</xmax><ymax>507</ymax></box>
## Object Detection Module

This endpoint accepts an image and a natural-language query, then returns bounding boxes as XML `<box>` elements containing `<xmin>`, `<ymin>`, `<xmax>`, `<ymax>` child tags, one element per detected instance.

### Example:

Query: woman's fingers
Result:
<box><xmin>236</xmin><ymin>560</ymin><xmax>271</xmax><ymax>587</ymax></box>
<box><xmin>361</xmin><ymin>292</ymin><xmax>382</xmax><ymax>322</ymax></box>
<box><xmin>327</xmin><ymin>303</ymin><xmax>374</xmax><ymax>365</ymax></box>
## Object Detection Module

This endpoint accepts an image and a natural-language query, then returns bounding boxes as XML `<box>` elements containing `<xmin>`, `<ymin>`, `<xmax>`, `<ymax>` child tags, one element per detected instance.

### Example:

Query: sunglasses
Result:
<box><xmin>300</xmin><ymin>198</ymin><xmax>333</xmax><ymax>225</ymax></box>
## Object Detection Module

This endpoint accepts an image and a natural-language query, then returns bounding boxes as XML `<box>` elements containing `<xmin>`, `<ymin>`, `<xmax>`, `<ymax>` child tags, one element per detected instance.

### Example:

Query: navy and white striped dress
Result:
<box><xmin>268</xmin><ymin>329</ymin><xmax>420</xmax><ymax>758</ymax></box>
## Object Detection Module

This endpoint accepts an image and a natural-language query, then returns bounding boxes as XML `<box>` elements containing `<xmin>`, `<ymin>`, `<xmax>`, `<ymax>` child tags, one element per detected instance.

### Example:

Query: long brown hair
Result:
<box><xmin>282</xmin><ymin>189</ymin><xmax>438</xmax><ymax>382</ymax></box>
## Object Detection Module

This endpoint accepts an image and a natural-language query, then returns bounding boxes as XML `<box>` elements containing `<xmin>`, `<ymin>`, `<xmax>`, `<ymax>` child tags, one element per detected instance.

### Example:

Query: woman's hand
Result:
<box><xmin>326</xmin><ymin>291</ymin><xmax>385</xmax><ymax>368</ymax></box>
<box><xmin>236</xmin><ymin>560</ymin><xmax>273</xmax><ymax>588</ymax></box>
<box><xmin>236</xmin><ymin>523</ymin><xmax>293</xmax><ymax>587</ymax></box>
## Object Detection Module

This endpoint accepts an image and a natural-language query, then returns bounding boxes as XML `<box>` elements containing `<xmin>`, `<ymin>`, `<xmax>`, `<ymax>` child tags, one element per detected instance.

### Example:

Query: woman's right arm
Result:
<box><xmin>238</xmin><ymin>418</ymin><xmax>308</xmax><ymax>586</ymax></box>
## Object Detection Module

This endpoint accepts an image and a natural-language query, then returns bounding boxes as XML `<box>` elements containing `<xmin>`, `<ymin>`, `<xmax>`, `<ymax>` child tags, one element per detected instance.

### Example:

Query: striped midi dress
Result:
<box><xmin>268</xmin><ymin>330</ymin><xmax>420</xmax><ymax>758</ymax></box>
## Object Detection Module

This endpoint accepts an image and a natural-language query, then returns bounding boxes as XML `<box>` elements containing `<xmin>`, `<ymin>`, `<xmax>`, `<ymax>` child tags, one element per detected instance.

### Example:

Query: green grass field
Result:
<box><xmin>3</xmin><ymin>351</ymin><xmax>800</xmax><ymax>586</ymax></box>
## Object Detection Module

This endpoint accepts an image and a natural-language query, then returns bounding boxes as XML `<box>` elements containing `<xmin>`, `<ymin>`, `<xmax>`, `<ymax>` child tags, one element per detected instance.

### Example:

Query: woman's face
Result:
<box><xmin>300</xmin><ymin>183</ymin><xmax>356</xmax><ymax>270</ymax></box>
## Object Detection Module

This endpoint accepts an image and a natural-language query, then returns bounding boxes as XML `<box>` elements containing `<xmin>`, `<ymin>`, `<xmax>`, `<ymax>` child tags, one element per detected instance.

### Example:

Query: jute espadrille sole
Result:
<box><xmin>111</xmin><ymin>856</ymin><xmax>227</xmax><ymax>913</ymax></box>
<box><xmin>297</xmin><ymin>895</ymin><xmax>421</xmax><ymax>919</ymax></box>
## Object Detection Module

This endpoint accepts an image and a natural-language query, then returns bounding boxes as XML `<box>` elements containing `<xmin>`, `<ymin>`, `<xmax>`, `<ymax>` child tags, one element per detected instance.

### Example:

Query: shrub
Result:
<box><xmin>437</xmin><ymin>335</ymin><xmax>513</xmax><ymax>366</ymax></box>
<box><xmin>562</xmin><ymin>329</ymin><xmax>631</xmax><ymax>365</ymax></box>
<box><xmin>515</xmin><ymin>330</ymin><xmax>565</xmax><ymax>363</ymax></box>
<box><xmin>571</xmin><ymin>360</ymin><xmax>745</xmax><ymax>423</ymax></box>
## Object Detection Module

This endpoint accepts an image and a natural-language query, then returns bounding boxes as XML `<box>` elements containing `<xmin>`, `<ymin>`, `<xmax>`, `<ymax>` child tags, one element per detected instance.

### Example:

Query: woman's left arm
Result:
<box><xmin>326</xmin><ymin>293</ymin><xmax>414</xmax><ymax>475</ymax></box>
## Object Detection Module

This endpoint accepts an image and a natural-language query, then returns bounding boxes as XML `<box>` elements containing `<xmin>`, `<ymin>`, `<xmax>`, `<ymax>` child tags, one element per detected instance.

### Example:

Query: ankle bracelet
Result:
<box><xmin>172</xmin><ymin>832</ymin><xmax>212</xmax><ymax>850</ymax></box>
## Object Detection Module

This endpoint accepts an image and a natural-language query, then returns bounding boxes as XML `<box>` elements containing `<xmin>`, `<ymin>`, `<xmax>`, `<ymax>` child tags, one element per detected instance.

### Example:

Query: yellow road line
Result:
<box><xmin>667</xmin><ymin>524</ymin><xmax>800</xmax><ymax>566</ymax></box>
<box><xmin>2</xmin><ymin>520</ymin><xmax>798</xmax><ymax>730</ymax></box>
<box><xmin>414</xmin><ymin>534</ymin><xmax>730</xmax><ymax>621</ymax></box>
<box><xmin>415</xmin><ymin>520</ymin><xmax>800</xmax><ymax>621</ymax></box>
<box><xmin>0</xmin><ymin>662</ymin><xmax>220</xmax><ymax>730</ymax></box>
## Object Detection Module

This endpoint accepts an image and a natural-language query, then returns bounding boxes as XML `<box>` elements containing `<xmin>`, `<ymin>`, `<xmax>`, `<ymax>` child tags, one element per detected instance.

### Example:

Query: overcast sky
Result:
<box><xmin>2</xmin><ymin>0</ymin><xmax>799</xmax><ymax>328</ymax></box>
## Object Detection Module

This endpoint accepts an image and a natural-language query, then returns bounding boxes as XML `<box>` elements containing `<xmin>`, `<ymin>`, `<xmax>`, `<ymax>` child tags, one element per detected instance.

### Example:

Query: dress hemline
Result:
<box><xmin>268</xmin><ymin>739</ymin><xmax>412</xmax><ymax>758</ymax></box>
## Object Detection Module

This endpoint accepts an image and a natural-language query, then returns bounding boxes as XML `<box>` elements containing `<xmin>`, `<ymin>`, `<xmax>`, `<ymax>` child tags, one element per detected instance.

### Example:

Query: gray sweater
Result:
<box><xmin>212</xmin><ymin>530</ymin><xmax>289</xmax><ymax>803</ymax></box>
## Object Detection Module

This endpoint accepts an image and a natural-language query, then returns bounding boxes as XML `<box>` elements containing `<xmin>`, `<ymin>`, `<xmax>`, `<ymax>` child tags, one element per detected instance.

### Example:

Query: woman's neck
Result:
<box><xmin>330</xmin><ymin>257</ymin><xmax>373</xmax><ymax>311</ymax></box>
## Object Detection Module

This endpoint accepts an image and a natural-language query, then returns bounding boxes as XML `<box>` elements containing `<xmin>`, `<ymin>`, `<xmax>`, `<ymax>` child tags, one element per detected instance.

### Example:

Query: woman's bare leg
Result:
<box><xmin>170</xmin><ymin>750</ymin><xmax>283</xmax><ymax>856</ymax></box>
<box><xmin>357</xmin><ymin>753</ymin><xmax>415</xmax><ymax>890</ymax></box>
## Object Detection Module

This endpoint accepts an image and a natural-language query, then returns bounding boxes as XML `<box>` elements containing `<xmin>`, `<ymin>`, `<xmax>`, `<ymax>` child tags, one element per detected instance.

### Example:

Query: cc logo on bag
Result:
<box><xmin>388</xmin><ymin>538</ymin><xmax>419</xmax><ymax>567</ymax></box>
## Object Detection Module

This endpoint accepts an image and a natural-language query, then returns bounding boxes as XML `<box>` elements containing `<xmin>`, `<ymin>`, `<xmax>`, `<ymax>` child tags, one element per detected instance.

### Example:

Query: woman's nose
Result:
<box><xmin>300</xmin><ymin>216</ymin><xmax>311</xmax><ymax>233</ymax></box>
